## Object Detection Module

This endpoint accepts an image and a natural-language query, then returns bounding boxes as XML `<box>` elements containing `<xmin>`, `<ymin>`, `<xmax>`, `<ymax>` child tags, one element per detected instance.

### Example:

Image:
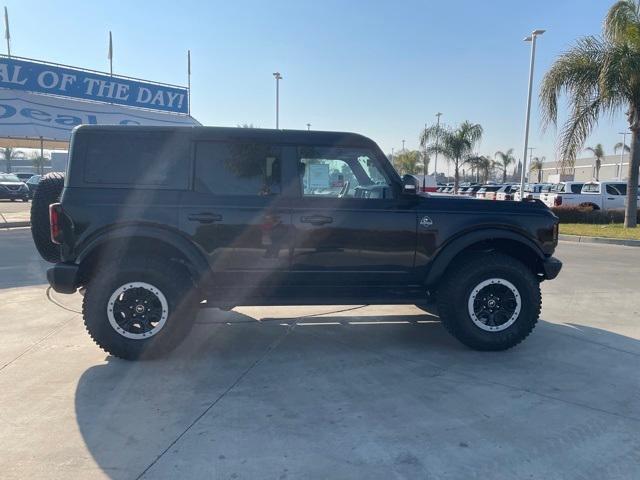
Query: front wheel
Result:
<box><xmin>82</xmin><ymin>256</ymin><xmax>198</xmax><ymax>360</ymax></box>
<box><xmin>436</xmin><ymin>253</ymin><xmax>541</xmax><ymax>351</ymax></box>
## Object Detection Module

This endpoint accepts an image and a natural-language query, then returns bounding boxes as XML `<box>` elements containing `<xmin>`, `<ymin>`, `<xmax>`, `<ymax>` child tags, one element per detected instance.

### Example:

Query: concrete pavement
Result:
<box><xmin>0</xmin><ymin>200</ymin><xmax>30</xmax><ymax>227</ymax></box>
<box><xmin>0</xmin><ymin>229</ymin><xmax>638</xmax><ymax>479</ymax></box>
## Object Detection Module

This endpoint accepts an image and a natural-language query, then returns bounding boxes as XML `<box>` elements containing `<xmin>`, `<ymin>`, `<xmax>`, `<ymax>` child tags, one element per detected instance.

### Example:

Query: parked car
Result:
<box><xmin>460</xmin><ymin>185</ymin><xmax>481</xmax><ymax>197</ymax></box>
<box><xmin>34</xmin><ymin>125</ymin><xmax>561</xmax><ymax>360</ymax></box>
<box><xmin>25</xmin><ymin>174</ymin><xmax>42</xmax><ymax>198</ymax></box>
<box><xmin>0</xmin><ymin>173</ymin><xmax>29</xmax><ymax>201</ymax></box>
<box><xmin>15</xmin><ymin>173</ymin><xmax>35</xmax><ymax>182</ymax></box>
<box><xmin>544</xmin><ymin>181</ymin><xmax>639</xmax><ymax>209</ymax></box>
<box><xmin>514</xmin><ymin>183</ymin><xmax>552</xmax><ymax>201</ymax></box>
<box><xmin>540</xmin><ymin>182</ymin><xmax>584</xmax><ymax>206</ymax></box>
<box><xmin>475</xmin><ymin>185</ymin><xmax>502</xmax><ymax>200</ymax></box>
<box><xmin>496</xmin><ymin>185</ymin><xmax>518</xmax><ymax>201</ymax></box>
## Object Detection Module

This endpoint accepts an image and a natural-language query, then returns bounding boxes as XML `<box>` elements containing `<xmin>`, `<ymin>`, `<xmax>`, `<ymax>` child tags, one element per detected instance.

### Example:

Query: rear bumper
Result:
<box><xmin>47</xmin><ymin>262</ymin><xmax>79</xmax><ymax>294</ymax></box>
<box><xmin>542</xmin><ymin>256</ymin><xmax>562</xmax><ymax>280</ymax></box>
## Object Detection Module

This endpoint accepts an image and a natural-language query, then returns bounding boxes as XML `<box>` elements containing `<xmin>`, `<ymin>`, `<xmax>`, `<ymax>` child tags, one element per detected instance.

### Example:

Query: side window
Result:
<box><xmin>84</xmin><ymin>132</ymin><xmax>189</xmax><ymax>188</ymax></box>
<box><xmin>582</xmin><ymin>183</ymin><xmax>600</xmax><ymax>193</ymax></box>
<box><xmin>606</xmin><ymin>184</ymin><xmax>625</xmax><ymax>195</ymax></box>
<box><xmin>297</xmin><ymin>147</ymin><xmax>393</xmax><ymax>199</ymax></box>
<box><xmin>195</xmin><ymin>141</ymin><xmax>281</xmax><ymax>196</ymax></box>
<box><xmin>570</xmin><ymin>184</ymin><xmax>583</xmax><ymax>193</ymax></box>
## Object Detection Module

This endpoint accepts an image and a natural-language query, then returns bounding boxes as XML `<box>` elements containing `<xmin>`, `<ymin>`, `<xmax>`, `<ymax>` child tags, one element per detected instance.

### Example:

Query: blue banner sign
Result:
<box><xmin>0</xmin><ymin>57</ymin><xmax>189</xmax><ymax>114</ymax></box>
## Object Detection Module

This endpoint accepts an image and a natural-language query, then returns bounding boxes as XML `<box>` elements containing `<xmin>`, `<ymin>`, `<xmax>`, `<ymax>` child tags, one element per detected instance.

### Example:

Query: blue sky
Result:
<box><xmin>2</xmin><ymin>0</ymin><xmax>624</xmax><ymax>172</ymax></box>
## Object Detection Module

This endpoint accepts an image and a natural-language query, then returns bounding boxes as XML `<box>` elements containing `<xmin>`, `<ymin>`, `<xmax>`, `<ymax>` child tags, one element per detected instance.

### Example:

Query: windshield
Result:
<box><xmin>0</xmin><ymin>174</ymin><xmax>21</xmax><ymax>182</ymax></box>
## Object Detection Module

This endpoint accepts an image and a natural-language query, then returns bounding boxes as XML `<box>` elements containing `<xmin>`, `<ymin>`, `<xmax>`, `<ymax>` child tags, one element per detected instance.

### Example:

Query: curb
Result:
<box><xmin>1</xmin><ymin>221</ymin><xmax>30</xmax><ymax>229</ymax></box>
<box><xmin>559</xmin><ymin>233</ymin><xmax>640</xmax><ymax>247</ymax></box>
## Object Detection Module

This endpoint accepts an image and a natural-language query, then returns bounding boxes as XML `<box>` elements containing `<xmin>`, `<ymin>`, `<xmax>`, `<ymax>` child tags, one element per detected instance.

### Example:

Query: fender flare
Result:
<box><xmin>424</xmin><ymin>228</ymin><xmax>545</xmax><ymax>287</ymax></box>
<box><xmin>76</xmin><ymin>224</ymin><xmax>210</xmax><ymax>281</ymax></box>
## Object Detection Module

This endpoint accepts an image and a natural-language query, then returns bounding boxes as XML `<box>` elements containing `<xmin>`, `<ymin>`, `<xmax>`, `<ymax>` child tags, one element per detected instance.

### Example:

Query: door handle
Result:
<box><xmin>301</xmin><ymin>215</ymin><xmax>333</xmax><ymax>226</ymax></box>
<box><xmin>607</xmin><ymin>197</ymin><xmax>615</xmax><ymax>200</ymax></box>
<box><xmin>188</xmin><ymin>212</ymin><xmax>223</xmax><ymax>224</ymax></box>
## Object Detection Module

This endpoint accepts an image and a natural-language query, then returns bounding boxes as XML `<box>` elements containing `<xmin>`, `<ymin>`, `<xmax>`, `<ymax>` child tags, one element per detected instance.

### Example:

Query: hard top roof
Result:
<box><xmin>73</xmin><ymin>125</ymin><xmax>380</xmax><ymax>149</ymax></box>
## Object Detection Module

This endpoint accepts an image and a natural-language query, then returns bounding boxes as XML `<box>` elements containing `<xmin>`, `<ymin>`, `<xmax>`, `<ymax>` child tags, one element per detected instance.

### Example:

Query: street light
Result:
<box><xmin>520</xmin><ymin>29</ymin><xmax>545</xmax><ymax>199</ymax></box>
<box><xmin>433</xmin><ymin>112</ymin><xmax>442</xmax><ymax>181</ymax></box>
<box><xmin>618</xmin><ymin>131</ymin><xmax>628</xmax><ymax>180</ymax></box>
<box><xmin>402</xmin><ymin>139</ymin><xmax>406</xmax><ymax>151</ymax></box>
<box><xmin>272</xmin><ymin>72</ymin><xmax>282</xmax><ymax>129</ymax></box>
<box><xmin>306</xmin><ymin>123</ymin><xmax>311</xmax><ymax>131</ymax></box>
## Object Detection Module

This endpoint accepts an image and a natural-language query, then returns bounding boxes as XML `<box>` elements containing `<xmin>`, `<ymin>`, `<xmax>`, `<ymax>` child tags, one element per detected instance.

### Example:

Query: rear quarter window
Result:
<box><xmin>83</xmin><ymin>132</ymin><xmax>190</xmax><ymax>188</ymax></box>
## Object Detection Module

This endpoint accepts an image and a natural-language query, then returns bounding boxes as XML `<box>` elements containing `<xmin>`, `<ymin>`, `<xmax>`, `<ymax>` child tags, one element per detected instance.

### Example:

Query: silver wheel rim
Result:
<box><xmin>467</xmin><ymin>278</ymin><xmax>521</xmax><ymax>332</ymax></box>
<box><xmin>107</xmin><ymin>282</ymin><xmax>169</xmax><ymax>339</ymax></box>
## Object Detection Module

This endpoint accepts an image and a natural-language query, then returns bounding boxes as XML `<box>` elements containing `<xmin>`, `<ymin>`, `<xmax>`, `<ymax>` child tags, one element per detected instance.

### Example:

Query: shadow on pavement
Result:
<box><xmin>74</xmin><ymin>310</ymin><xmax>640</xmax><ymax>480</ymax></box>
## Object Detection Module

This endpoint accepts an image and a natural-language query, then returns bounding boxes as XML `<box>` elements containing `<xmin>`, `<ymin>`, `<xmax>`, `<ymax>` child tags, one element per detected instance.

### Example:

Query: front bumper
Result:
<box><xmin>0</xmin><ymin>190</ymin><xmax>28</xmax><ymax>199</ymax></box>
<box><xmin>47</xmin><ymin>262</ymin><xmax>79</xmax><ymax>294</ymax></box>
<box><xmin>542</xmin><ymin>256</ymin><xmax>562</xmax><ymax>280</ymax></box>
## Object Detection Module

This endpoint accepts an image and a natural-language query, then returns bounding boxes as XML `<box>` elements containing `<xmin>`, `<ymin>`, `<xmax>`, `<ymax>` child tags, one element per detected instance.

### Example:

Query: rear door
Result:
<box><xmin>289</xmin><ymin>146</ymin><xmax>417</xmax><ymax>288</ymax></box>
<box><xmin>180</xmin><ymin>139</ymin><xmax>294</xmax><ymax>290</ymax></box>
<box><xmin>604</xmin><ymin>183</ymin><xmax>626</xmax><ymax>209</ymax></box>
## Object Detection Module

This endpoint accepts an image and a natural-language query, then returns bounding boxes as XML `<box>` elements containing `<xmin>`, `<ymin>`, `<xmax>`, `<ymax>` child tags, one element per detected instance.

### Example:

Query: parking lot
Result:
<box><xmin>0</xmin><ymin>228</ymin><xmax>639</xmax><ymax>479</ymax></box>
<box><xmin>0</xmin><ymin>200</ymin><xmax>31</xmax><ymax>225</ymax></box>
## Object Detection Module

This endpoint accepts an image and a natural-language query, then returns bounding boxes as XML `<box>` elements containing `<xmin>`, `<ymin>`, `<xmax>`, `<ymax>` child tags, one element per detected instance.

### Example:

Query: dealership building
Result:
<box><xmin>538</xmin><ymin>154</ymin><xmax>632</xmax><ymax>183</ymax></box>
<box><xmin>0</xmin><ymin>55</ymin><xmax>199</xmax><ymax>173</ymax></box>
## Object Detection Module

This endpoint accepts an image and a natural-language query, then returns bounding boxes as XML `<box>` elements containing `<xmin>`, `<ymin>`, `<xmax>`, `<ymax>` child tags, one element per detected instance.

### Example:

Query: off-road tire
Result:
<box><xmin>30</xmin><ymin>172</ymin><xmax>65</xmax><ymax>263</ymax></box>
<box><xmin>82</xmin><ymin>256</ymin><xmax>198</xmax><ymax>360</ymax></box>
<box><xmin>436</xmin><ymin>252</ymin><xmax>541</xmax><ymax>351</ymax></box>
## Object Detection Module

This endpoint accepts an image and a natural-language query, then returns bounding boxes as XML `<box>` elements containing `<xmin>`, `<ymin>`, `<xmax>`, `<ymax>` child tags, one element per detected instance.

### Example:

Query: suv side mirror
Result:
<box><xmin>402</xmin><ymin>174</ymin><xmax>419</xmax><ymax>195</ymax></box>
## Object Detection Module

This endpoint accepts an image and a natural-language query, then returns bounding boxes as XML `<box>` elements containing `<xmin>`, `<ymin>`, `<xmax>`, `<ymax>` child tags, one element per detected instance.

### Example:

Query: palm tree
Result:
<box><xmin>394</xmin><ymin>150</ymin><xmax>421</xmax><ymax>175</ymax></box>
<box><xmin>494</xmin><ymin>148</ymin><xmax>516</xmax><ymax>183</ymax></box>
<box><xmin>584</xmin><ymin>144</ymin><xmax>605</xmax><ymax>180</ymax></box>
<box><xmin>1</xmin><ymin>147</ymin><xmax>25</xmax><ymax>173</ymax></box>
<box><xmin>614</xmin><ymin>141</ymin><xmax>631</xmax><ymax>154</ymax></box>
<box><xmin>530</xmin><ymin>157</ymin><xmax>545</xmax><ymax>183</ymax></box>
<box><xmin>540</xmin><ymin>0</ymin><xmax>640</xmax><ymax>227</ymax></box>
<box><xmin>420</xmin><ymin>121</ymin><xmax>483</xmax><ymax>193</ymax></box>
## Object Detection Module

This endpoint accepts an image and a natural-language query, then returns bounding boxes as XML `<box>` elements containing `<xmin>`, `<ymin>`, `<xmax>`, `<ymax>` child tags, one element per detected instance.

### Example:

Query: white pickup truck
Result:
<box><xmin>543</xmin><ymin>181</ymin><xmax>638</xmax><ymax>209</ymax></box>
<box><xmin>540</xmin><ymin>182</ymin><xmax>584</xmax><ymax>207</ymax></box>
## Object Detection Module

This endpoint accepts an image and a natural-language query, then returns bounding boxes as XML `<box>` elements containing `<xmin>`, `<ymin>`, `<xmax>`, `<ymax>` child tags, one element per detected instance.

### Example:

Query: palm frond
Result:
<box><xmin>540</xmin><ymin>36</ymin><xmax>604</xmax><ymax>129</ymax></box>
<box><xmin>604</xmin><ymin>0</ymin><xmax>640</xmax><ymax>44</ymax></box>
<box><xmin>614</xmin><ymin>141</ymin><xmax>631</xmax><ymax>152</ymax></box>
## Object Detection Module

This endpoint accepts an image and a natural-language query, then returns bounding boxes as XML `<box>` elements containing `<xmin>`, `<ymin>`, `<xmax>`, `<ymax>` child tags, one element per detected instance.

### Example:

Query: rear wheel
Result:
<box><xmin>436</xmin><ymin>252</ymin><xmax>541</xmax><ymax>351</ymax></box>
<box><xmin>30</xmin><ymin>172</ymin><xmax>65</xmax><ymax>262</ymax></box>
<box><xmin>82</xmin><ymin>256</ymin><xmax>198</xmax><ymax>360</ymax></box>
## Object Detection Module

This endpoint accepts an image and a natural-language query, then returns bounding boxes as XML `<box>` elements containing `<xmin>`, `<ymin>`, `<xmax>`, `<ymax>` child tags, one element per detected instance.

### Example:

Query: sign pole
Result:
<box><xmin>39</xmin><ymin>136</ymin><xmax>44</xmax><ymax>175</ymax></box>
<box><xmin>187</xmin><ymin>50</ymin><xmax>191</xmax><ymax>116</ymax></box>
<box><xmin>108</xmin><ymin>31</ymin><xmax>113</xmax><ymax>76</ymax></box>
<box><xmin>4</xmin><ymin>7</ymin><xmax>10</xmax><ymax>57</ymax></box>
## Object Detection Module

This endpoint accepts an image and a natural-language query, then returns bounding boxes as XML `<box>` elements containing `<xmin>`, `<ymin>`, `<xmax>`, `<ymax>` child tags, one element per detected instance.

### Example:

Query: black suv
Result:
<box><xmin>32</xmin><ymin>125</ymin><xmax>561</xmax><ymax>360</ymax></box>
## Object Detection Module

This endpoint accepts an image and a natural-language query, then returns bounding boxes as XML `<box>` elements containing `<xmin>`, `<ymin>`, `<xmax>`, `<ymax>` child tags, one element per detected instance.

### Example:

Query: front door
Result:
<box><xmin>289</xmin><ymin>146</ymin><xmax>418</xmax><ymax>289</ymax></box>
<box><xmin>180</xmin><ymin>140</ymin><xmax>293</xmax><ymax>298</ymax></box>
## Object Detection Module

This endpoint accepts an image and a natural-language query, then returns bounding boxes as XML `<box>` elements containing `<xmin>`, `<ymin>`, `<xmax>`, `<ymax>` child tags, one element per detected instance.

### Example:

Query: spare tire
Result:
<box><xmin>30</xmin><ymin>172</ymin><xmax>65</xmax><ymax>263</ymax></box>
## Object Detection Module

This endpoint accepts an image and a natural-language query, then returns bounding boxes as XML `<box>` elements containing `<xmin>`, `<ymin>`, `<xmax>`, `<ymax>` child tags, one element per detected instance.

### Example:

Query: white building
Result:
<box><xmin>539</xmin><ymin>154</ymin><xmax>632</xmax><ymax>182</ymax></box>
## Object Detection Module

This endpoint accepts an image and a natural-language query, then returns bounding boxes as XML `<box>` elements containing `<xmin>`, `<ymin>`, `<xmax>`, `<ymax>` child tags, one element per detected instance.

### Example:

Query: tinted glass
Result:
<box><xmin>195</xmin><ymin>141</ymin><xmax>281</xmax><ymax>196</ymax></box>
<box><xmin>606</xmin><ymin>184</ymin><xmax>626</xmax><ymax>195</ymax></box>
<box><xmin>582</xmin><ymin>183</ymin><xmax>600</xmax><ymax>193</ymax></box>
<box><xmin>570</xmin><ymin>183</ymin><xmax>583</xmax><ymax>193</ymax></box>
<box><xmin>84</xmin><ymin>132</ymin><xmax>189</xmax><ymax>188</ymax></box>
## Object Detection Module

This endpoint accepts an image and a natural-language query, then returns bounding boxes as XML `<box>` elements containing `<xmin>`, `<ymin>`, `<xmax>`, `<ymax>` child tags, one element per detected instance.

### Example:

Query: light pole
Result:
<box><xmin>618</xmin><ymin>131</ymin><xmax>628</xmax><ymax>180</ymax></box>
<box><xmin>422</xmin><ymin>123</ymin><xmax>428</xmax><ymax>191</ymax></box>
<box><xmin>433</xmin><ymin>112</ymin><xmax>442</xmax><ymax>182</ymax></box>
<box><xmin>402</xmin><ymin>139</ymin><xmax>406</xmax><ymax>151</ymax></box>
<box><xmin>307</xmin><ymin>123</ymin><xmax>311</xmax><ymax>131</ymax></box>
<box><xmin>520</xmin><ymin>29</ymin><xmax>545</xmax><ymax>199</ymax></box>
<box><xmin>272</xmin><ymin>72</ymin><xmax>282</xmax><ymax>129</ymax></box>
